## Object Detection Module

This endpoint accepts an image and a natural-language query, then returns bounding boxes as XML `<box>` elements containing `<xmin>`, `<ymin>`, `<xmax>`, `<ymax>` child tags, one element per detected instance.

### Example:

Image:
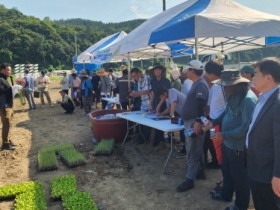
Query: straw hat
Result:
<box><xmin>79</xmin><ymin>70</ymin><xmax>88</xmax><ymax>78</ymax></box>
<box><xmin>96</xmin><ymin>68</ymin><xmax>108</xmax><ymax>76</ymax></box>
<box><xmin>112</xmin><ymin>71</ymin><xmax>123</xmax><ymax>78</ymax></box>
<box><xmin>71</xmin><ymin>68</ymin><xmax>76</xmax><ymax>74</ymax></box>
<box><xmin>119</xmin><ymin>65</ymin><xmax>127</xmax><ymax>71</ymax></box>
<box><xmin>213</xmin><ymin>69</ymin><xmax>250</xmax><ymax>86</ymax></box>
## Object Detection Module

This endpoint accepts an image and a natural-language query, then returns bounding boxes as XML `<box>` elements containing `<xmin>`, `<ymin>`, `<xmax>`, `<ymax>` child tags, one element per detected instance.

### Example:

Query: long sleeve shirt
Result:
<box><xmin>213</xmin><ymin>90</ymin><xmax>257</xmax><ymax>151</ymax></box>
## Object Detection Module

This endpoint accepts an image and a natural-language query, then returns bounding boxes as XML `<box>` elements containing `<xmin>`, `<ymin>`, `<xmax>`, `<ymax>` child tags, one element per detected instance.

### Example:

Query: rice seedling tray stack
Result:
<box><xmin>59</xmin><ymin>149</ymin><xmax>86</xmax><ymax>168</ymax></box>
<box><xmin>37</xmin><ymin>143</ymin><xmax>86</xmax><ymax>171</ymax></box>
<box><xmin>93</xmin><ymin>138</ymin><xmax>115</xmax><ymax>156</ymax></box>
<box><xmin>0</xmin><ymin>181</ymin><xmax>47</xmax><ymax>210</ymax></box>
<box><xmin>62</xmin><ymin>191</ymin><xmax>98</xmax><ymax>210</ymax></box>
<box><xmin>51</xmin><ymin>175</ymin><xmax>77</xmax><ymax>200</ymax></box>
<box><xmin>38</xmin><ymin>150</ymin><xmax>58</xmax><ymax>172</ymax></box>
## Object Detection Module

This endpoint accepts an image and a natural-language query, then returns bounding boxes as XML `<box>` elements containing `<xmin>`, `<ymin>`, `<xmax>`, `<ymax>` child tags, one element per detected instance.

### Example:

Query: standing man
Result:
<box><xmin>247</xmin><ymin>57</ymin><xmax>280</xmax><ymax>210</ymax></box>
<box><xmin>149</xmin><ymin>65</ymin><xmax>171</xmax><ymax>146</ymax></box>
<box><xmin>240</xmin><ymin>65</ymin><xmax>260</xmax><ymax>97</ymax></box>
<box><xmin>115</xmin><ymin>66</ymin><xmax>134</xmax><ymax>110</ymax></box>
<box><xmin>98</xmin><ymin>68</ymin><xmax>111</xmax><ymax>109</ymax></box>
<box><xmin>36</xmin><ymin>70</ymin><xmax>53</xmax><ymax>107</ymax></box>
<box><xmin>60</xmin><ymin>71</ymin><xmax>69</xmax><ymax>95</ymax></box>
<box><xmin>129</xmin><ymin>68</ymin><xmax>151</xmax><ymax>144</ymax></box>
<box><xmin>0</xmin><ymin>63</ymin><xmax>16</xmax><ymax>150</ymax></box>
<box><xmin>204</xmin><ymin>59</ymin><xmax>226</xmax><ymax>168</ymax></box>
<box><xmin>177</xmin><ymin>60</ymin><xmax>209</xmax><ymax>192</ymax></box>
<box><xmin>23</xmin><ymin>69</ymin><xmax>37</xmax><ymax>111</ymax></box>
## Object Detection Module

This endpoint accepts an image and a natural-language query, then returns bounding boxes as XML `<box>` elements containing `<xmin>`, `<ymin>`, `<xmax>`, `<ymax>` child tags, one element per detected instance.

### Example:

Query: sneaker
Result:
<box><xmin>196</xmin><ymin>169</ymin><xmax>206</xmax><ymax>180</ymax></box>
<box><xmin>211</xmin><ymin>191</ymin><xmax>232</xmax><ymax>202</ymax></box>
<box><xmin>134</xmin><ymin>136</ymin><xmax>145</xmax><ymax>145</ymax></box>
<box><xmin>64</xmin><ymin>111</ymin><xmax>73</xmax><ymax>114</ymax></box>
<box><xmin>152</xmin><ymin>139</ymin><xmax>162</xmax><ymax>147</ymax></box>
<box><xmin>176</xmin><ymin>178</ymin><xmax>194</xmax><ymax>192</ymax></box>
<box><xmin>1</xmin><ymin>143</ymin><xmax>15</xmax><ymax>151</ymax></box>
<box><xmin>176</xmin><ymin>149</ymin><xmax>187</xmax><ymax>157</ymax></box>
<box><xmin>206</xmin><ymin>162</ymin><xmax>221</xmax><ymax>169</ymax></box>
<box><xmin>224</xmin><ymin>205</ymin><xmax>240</xmax><ymax>210</ymax></box>
<box><xmin>9</xmin><ymin>140</ymin><xmax>16</xmax><ymax>147</ymax></box>
<box><xmin>210</xmin><ymin>181</ymin><xmax>223</xmax><ymax>195</ymax></box>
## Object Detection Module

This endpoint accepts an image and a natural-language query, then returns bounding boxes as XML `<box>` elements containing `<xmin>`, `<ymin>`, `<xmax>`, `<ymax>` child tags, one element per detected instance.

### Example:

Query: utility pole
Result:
<box><xmin>163</xmin><ymin>0</ymin><xmax>166</xmax><ymax>11</ymax></box>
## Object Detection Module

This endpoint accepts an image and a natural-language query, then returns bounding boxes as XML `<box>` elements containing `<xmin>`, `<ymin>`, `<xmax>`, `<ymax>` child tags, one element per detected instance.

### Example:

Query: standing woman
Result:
<box><xmin>79</xmin><ymin>70</ymin><xmax>93</xmax><ymax>114</ymax></box>
<box><xmin>211</xmin><ymin>69</ymin><xmax>257</xmax><ymax>210</ymax></box>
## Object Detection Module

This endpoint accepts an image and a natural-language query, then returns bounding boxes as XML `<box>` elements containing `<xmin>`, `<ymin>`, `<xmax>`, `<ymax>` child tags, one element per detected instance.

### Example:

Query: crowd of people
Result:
<box><xmin>0</xmin><ymin>56</ymin><xmax>280</xmax><ymax>210</ymax></box>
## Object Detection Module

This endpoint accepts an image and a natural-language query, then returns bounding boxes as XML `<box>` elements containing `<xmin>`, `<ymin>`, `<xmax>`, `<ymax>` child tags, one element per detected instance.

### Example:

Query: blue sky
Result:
<box><xmin>1</xmin><ymin>0</ymin><xmax>280</xmax><ymax>23</ymax></box>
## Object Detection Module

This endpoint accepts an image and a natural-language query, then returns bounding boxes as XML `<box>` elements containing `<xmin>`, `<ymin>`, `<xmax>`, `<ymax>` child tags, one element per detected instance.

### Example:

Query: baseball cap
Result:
<box><xmin>240</xmin><ymin>65</ymin><xmax>255</xmax><ymax>75</ymax></box>
<box><xmin>183</xmin><ymin>60</ymin><xmax>204</xmax><ymax>72</ymax></box>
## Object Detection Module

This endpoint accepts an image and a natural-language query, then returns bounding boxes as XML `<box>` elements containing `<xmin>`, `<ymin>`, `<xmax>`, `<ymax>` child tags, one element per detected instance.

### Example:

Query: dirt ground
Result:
<box><xmin>0</xmin><ymin>80</ymin><xmax>254</xmax><ymax>210</ymax></box>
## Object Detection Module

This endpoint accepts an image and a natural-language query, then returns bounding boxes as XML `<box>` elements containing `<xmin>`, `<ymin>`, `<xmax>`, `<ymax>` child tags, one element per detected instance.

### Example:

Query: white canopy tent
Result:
<box><xmin>110</xmin><ymin>0</ymin><xmax>280</xmax><ymax>61</ymax></box>
<box><xmin>76</xmin><ymin>31</ymin><xmax>127</xmax><ymax>64</ymax></box>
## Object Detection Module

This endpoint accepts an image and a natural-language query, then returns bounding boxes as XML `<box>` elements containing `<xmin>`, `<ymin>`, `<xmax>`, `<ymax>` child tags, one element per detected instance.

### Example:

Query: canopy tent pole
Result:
<box><xmin>195</xmin><ymin>38</ymin><xmax>199</xmax><ymax>60</ymax></box>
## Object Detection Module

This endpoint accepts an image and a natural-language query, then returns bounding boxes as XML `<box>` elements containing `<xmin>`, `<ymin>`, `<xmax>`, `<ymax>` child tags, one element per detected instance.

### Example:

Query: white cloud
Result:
<box><xmin>129</xmin><ymin>0</ymin><xmax>162</xmax><ymax>19</ymax></box>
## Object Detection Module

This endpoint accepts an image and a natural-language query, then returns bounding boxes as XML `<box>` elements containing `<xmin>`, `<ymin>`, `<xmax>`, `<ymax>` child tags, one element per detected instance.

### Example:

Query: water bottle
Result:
<box><xmin>184</xmin><ymin>128</ymin><xmax>198</xmax><ymax>138</ymax></box>
<box><xmin>164</xmin><ymin>132</ymin><xmax>169</xmax><ymax>142</ymax></box>
<box><xmin>210</xmin><ymin>128</ymin><xmax>215</xmax><ymax>135</ymax></box>
<box><xmin>178</xmin><ymin>118</ymin><xmax>182</xmax><ymax>126</ymax></box>
<box><xmin>200</xmin><ymin>116</ymin><xmax>210</xmax><ymax>127</ymax></box>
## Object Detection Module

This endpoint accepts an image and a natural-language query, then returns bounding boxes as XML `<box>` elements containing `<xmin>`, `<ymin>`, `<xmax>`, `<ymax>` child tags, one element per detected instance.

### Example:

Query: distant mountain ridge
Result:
<box><xmin>0</xmin><ymin>4</ymin><xmax>145</xmax><ymax>69</ymax></box>
<box><xmin>54</xmin><ymin>18</ymin><xmax>145</xmax><ymax>35</ymax></box>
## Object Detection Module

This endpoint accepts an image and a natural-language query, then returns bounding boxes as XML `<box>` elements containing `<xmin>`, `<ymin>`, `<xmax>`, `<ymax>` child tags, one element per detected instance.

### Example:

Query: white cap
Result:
<box><xmin>183</xmin><ymin>60</ymin><xmax>203</xmax><ymax>72</ymax></box>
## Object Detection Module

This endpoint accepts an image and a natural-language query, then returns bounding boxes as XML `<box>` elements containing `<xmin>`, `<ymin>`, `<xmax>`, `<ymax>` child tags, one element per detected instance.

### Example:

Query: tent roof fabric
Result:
<box><xmin>76</xmin><ymin>31</ymin><xmax>127</xmax><ymax>63</ymax></box>
<box><xmin>110</xmin><ymin>0</ymin><xmax>280</xmax><ymax>60</ymax></box>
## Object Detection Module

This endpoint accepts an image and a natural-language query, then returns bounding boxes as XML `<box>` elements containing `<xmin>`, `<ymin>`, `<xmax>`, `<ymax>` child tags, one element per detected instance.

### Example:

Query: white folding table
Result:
<box><xmin>101</xmin><ymin>97</ymin><xmax>121</xmax><ymax>105</ymax></box>
<box><xmin>116</xmin><ymin>111</ymin><xmax>184</xmax><ymax>174</ymax></box>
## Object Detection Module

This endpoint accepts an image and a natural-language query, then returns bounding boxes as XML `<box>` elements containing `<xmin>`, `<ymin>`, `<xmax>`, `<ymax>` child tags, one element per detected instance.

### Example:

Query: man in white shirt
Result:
<box><xmin>181</xmin><ymin>67</ymin><xmax>193</xmax><ymax>96</ymax></box>
<box><xmin>60</xmin><ymin>71</ymin><xmax>69</xmax><ymax>95</ymax></box>
<box><xmin>36</xmin><ymin>70</ymin><xmax>53</xmax><ymax>107</ymax></box>
<box><xmin>23</xmin><ymin>69</ymin><xmax>36</xmax><ymax>111</ymax></box>
<box><xmin>204</xmin><ymin>59</ymin><xmax>226</xmax><ymax>168</ymax></box>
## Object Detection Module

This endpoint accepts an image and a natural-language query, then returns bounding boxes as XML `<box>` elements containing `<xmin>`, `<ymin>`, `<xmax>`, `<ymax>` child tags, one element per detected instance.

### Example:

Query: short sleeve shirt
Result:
<box><xmin>166</xmin><ymin>88</ymin><xmax>186</xmax><ymax>116</ymax></box>
<box><xmin>181</xmin><ymin>78</ymin><xmax>209</xmax><ymax>121</ymax></box>
<box><xmin>138</xmin><ymin>74</ymin><xmax>151</xmax><ymax>111</ymax></box>
<box><xmin>151</xmin><ymin>77</ymin><xmax>171</xmax><ymax>109</ymax></box>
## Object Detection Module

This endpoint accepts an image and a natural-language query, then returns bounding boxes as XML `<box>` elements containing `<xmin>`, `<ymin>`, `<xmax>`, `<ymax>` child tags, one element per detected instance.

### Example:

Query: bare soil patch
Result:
<box><xmin>0</xmin><ymin>81</ymin><xmax>253</xmax><ymax>210</ymax></box>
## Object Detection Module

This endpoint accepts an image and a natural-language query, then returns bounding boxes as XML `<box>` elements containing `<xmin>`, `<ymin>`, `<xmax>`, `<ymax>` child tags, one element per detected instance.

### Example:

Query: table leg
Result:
<box><xmin>122</xmin><ymin>120</ymin><xmax>130</xmax><ymax>146</ymax></box>
<box><xmin>163</xmin><ymin>133</ymin><xmax>173</xmax><ymax>174</ymax></box>
<box><xmin>138</xmin><ymin>124</ymin><xmax>147</xmax><ymax>144</ymax></box>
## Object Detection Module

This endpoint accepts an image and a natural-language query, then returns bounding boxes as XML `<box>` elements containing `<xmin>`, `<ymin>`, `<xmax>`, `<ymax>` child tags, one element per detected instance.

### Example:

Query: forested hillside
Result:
<box><xmin>0</xmin><ymin>4</ymin><xmax>144</xmax><ymax>70</ymax></box>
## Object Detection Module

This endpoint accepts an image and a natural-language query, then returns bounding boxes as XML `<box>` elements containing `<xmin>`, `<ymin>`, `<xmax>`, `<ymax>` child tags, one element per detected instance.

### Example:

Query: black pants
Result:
<box><xmin>61</xmin><ymin>103</ymin><xmax>75</xmax><ymax>113</ymax></box>
<box><xmin>121</xmin><ymin>101</ymin><xmax>129</xmax><ymax>110</ymax></box>
<box><xmin>203</xmin><ymin>130</ymin><xmax>218</xmax><ymax>164</ymax></box>
<box><xmin>250</xmin><ymin>179</ymin><xmax>280</xmax><ymax>210</ymax></box>
<box><xmin>101</xmin><ymin>95</ymin><xmax>108</xmax><ymax>109</ymax></box>
<box><xmin>154</xmin><ymin>129</ymin><xmax>164</xmax><ymax>145</ymax></box>
<box><xmin>221</xmin><ymin>145</ymin><xmax>249</xmax><ymax>210</ymax></box>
